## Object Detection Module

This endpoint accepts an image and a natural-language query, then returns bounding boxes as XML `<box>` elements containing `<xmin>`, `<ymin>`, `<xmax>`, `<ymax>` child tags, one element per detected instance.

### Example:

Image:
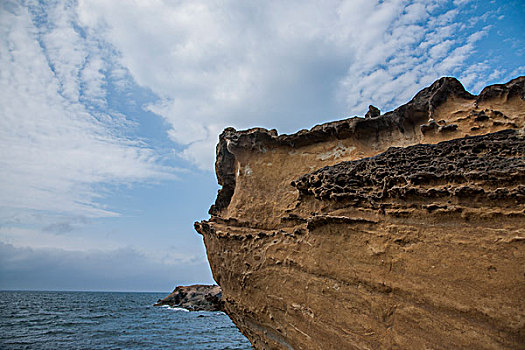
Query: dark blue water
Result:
<box><xmin>0</xmin><ymin>291</ymin><xmax>251</xmax><ymax>349</ymax></box>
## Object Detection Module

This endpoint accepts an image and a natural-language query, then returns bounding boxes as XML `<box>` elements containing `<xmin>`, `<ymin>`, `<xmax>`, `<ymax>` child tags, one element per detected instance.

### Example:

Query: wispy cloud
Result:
<box><xmin>0</xmin><ymin>1</ymin><xmax>175</xmax><ymax>219</ymax></box>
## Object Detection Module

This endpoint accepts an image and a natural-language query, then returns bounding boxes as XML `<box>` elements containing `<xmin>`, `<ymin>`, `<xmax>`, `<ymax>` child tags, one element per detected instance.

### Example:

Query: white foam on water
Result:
<box><xmin>162</xmin><ymin>305</ymin><xmax>189</xmax><ymax>312</ymax></box>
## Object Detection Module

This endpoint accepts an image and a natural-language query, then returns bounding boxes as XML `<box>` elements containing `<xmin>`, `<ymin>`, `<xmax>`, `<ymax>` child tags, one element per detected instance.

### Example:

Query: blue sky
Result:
<box><xmin>0</xmin><ymin>0</ymin><xmax>523</xmax><ymax>292</ymax></box>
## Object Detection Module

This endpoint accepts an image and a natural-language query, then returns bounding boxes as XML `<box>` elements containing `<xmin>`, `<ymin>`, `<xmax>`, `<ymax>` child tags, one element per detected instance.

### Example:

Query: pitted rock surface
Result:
<box><xmin>293</xmin><ymin>129</ymin><xmax>524</xmax><ymax>203</ymax></box>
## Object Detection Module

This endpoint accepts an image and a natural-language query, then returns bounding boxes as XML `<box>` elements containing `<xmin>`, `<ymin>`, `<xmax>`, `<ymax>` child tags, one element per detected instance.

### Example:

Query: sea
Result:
<box><xmin>0</xmin><ymin>291</ymin><xmax>252</xmax><ymax>349</ymax></box>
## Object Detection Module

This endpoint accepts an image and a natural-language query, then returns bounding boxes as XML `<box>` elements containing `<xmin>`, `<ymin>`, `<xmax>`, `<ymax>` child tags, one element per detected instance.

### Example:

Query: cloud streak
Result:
<box><xmin>0</xmin><ymin>1</ymin><xmax>176</xmax><ymax>219</ymax></box>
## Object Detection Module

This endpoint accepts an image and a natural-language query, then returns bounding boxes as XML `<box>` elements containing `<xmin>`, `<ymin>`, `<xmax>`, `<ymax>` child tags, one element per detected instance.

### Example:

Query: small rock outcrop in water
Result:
<box><xmin>194</xmin><ymin>76</ymin><xmax>525</xmax><ymax>349</ymax></box>
<box><xmin>154</xmin><ymin>285</ymin><xmax>223</xmax><ymax>311</ymax></box>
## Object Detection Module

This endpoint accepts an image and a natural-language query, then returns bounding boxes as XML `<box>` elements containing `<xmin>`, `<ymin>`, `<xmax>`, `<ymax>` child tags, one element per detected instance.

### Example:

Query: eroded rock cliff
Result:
<box><xmin>195</xmin><ymin>76</ymin><xmax>525</xmax><ymax>349</ymax></box>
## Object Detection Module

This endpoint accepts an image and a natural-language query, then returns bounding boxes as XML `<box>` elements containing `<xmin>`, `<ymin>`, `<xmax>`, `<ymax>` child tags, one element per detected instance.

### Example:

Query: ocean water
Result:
<box><xmin>0</xmin><ymin>291</ymin><xmax>252</xmax><ymax>349</ymax></box>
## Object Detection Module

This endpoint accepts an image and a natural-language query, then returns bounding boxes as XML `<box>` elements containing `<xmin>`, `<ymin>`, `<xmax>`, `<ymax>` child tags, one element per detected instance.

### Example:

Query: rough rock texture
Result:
<box><xmin>195</xmin><ymin>76</ymin><xmax>525</xmax><ymax>349</ymax></box>
<box><xmin>293</xmin><ymin>130</ymin><xmax>524</xmax><ymax>204</ymax></box>
<box><xmin>365</xmin><ymin>105</ymin><xmax>381</xmax><ymax>119</ymax></box>
<box><xmin>154</xmin><ymin>285</ymin><xmax>223</xmax><ymax>311</ymax></box>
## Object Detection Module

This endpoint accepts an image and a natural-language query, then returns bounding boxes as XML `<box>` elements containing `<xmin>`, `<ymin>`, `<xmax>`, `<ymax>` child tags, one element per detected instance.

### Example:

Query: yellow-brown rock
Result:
<box><xmin>195</xmin><ymin>77</ymin><xmax>525</xmax><ymax>349</ymax></box>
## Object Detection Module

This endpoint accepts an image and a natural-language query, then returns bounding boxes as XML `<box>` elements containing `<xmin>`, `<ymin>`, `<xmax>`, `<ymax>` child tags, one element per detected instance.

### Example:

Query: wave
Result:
<box><xmin>160</xmin><ymin>305</ymin><xmax>189</xmax><ymax>312</ymax></box>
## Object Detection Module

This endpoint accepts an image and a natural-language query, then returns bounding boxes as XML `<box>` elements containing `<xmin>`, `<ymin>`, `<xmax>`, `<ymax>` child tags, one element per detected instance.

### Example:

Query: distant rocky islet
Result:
<box><xmin>155</xmin><ymin>284</ymin><xmax>223</xmax><ymax>312</ymax></box>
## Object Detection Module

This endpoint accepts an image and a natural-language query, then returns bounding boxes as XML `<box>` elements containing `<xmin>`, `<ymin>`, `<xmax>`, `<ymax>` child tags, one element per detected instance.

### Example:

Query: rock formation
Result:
<box><xmin>154</xmin><ymin>284</ymin><xmax>223</xmax><ymax>311</ymax></box>
<box><xmin>195</xmin><ymin>76</ymin><xmax>525</xmax><ymax>349</ymax></box>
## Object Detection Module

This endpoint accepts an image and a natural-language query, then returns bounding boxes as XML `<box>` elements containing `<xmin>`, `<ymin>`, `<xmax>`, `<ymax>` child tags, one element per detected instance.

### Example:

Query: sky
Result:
<box><xmin>0</xmin><ymin>0</ymin><xmax>523</xmax><ymax>292</ymax></box>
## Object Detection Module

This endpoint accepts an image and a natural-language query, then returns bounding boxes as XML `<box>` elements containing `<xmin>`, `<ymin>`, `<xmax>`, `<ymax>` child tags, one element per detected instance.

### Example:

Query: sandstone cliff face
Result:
<box><xmin>195</xmin><ymin>77</ymin><xmax>525</xmax><ymax>349</ymax></box>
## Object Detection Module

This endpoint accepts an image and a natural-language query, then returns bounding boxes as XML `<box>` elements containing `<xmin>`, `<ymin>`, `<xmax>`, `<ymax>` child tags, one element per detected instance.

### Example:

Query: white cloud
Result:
<box><xmin>72</xmin><ymin>0</ymin><xmax>505</xmax><ymax>171</ymax></box>
<box><xmin>0</xmin><ymin>1</ymin><xmax>175</xmax><ymax>218</ymax></box>
<box><xmin>453</xmin><ymin>0</ymin><xmax>472</xmax><ymax>5</ymax></box>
